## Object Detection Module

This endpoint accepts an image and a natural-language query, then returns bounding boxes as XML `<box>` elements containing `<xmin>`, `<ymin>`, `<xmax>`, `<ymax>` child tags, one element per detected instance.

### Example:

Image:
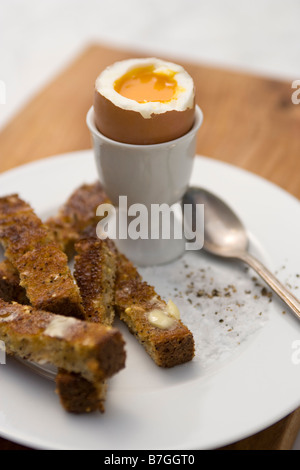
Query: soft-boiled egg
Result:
<box><xmin>93</xmin><ymin>57</ymin><xmax>195</xmax><ymax>145</ymax></box>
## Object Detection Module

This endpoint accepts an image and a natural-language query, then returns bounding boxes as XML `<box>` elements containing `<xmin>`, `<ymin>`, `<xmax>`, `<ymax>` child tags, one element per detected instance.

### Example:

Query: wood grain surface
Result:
<box><xmin>0</xmin><ymin>43</ymin><xmax>299</xmax><ymax>451</ymax></box>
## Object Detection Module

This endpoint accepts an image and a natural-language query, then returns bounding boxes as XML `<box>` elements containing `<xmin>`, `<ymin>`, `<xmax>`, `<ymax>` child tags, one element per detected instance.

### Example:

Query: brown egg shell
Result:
<box><xmin>94</xmin><ymin>90</ymin><xmax>196</xmax><ymax>145</ymax></box>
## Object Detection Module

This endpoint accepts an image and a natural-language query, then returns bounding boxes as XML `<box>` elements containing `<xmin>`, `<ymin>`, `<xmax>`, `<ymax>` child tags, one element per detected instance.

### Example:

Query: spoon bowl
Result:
<box><xmin>183</xmin><ymin>186</ymin><xmax>300</xmax><ymax>320</ymax></box>
<box><xmin>183</xmin><ymin>187</ymin><xmax>249</xmax><ymax>256</ymax></box>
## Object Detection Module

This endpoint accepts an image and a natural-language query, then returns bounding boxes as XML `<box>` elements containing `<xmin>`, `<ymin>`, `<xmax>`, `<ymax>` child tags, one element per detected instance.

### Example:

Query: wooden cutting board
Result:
<box><xmin>0</xmin><ymin>43</ymin><xmax>299</xmax><ymax>451</ymax></box>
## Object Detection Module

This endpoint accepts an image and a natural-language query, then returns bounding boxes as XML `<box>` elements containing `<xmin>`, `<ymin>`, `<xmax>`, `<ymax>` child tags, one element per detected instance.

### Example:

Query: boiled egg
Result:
<box><xmin>93</xmin><ymin>57</ymin><xmax>195</xmax><ymax>145</ymax></box>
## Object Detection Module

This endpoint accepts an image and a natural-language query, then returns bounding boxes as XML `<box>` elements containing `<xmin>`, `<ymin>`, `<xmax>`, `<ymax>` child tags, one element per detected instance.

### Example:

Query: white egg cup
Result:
<box><xmin>86</xmin><ymin>105</ymin><xmax>203</xmax><ymax>266</ymax></box>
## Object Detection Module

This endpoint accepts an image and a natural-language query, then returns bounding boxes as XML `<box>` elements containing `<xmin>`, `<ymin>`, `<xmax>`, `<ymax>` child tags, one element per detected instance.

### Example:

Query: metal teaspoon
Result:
<box><xmin>183</xmin><ymin>187</ymin><xmax>300</xmax><ymax>320</ymax></box>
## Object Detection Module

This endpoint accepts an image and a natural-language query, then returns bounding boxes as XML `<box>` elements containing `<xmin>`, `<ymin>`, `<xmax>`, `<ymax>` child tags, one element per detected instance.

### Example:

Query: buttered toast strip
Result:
<box><xmin>73</xmin><ymin>238</ymin><xmax>116</xmax><ymax>325</ymax></box>
<box><xmin>0</xmin><ymin>299</ymin><xmax>126</xmax><ymax>382</ymax></box>
<box><xmin>55</xmin><ymin>238</ymin><xmax>117</xmax><ymax>413</ymax></box>
<box><xmin>0</xmin><ymin>195</ymin><xmax>84</xmax><ymax>319</ymax></box>
<box><xmin>111</xmin><ymin>246</ymin><xmax>195</xmax><ymax>368</ymax></box>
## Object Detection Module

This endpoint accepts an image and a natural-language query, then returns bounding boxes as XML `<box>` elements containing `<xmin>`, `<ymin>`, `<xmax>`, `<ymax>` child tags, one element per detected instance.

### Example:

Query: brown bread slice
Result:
<box><xmin>56</xmin><ymin>238</ymin><xmax>117</xmax><ymax>413</ymax></box>
<box><xmin>0</xmin><ymin>194</ymin><xmax>84</xmax><ymax>319</ymax></box>
<box><xmin>0</xmin><ymin>299</ymin><xmax>126</xmax><ymax>382</ymax></box>
<box><xmin>73</xmin><ymin>238</ymin><xmax>116</xmax><ymax>325</ymax></box>
<box><xmin>111</xmin><ymin>245</ymin><xmax>195</xmax><ymax>368</ymax></box>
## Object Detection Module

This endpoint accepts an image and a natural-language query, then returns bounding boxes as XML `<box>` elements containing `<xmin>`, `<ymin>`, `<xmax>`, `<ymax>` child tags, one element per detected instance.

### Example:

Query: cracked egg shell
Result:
<box><xmin>93</xmin><ymin>57</ymin><xmax>195</xmax><ymax>145</ymax></box>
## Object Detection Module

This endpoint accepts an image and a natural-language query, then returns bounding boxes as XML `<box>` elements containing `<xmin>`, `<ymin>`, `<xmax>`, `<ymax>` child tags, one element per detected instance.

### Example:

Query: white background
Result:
<box><xmin>0</xmin><ymin>0</ymin><xmax>300</xmax><ymax>449</ymax></box>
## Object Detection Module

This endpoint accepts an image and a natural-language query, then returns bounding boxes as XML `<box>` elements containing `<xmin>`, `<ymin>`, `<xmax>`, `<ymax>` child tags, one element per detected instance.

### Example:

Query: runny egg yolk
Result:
<box><xmin>114</xmin><ymin>66</ymin><xmax>178</xmax><ymax>103</ymax></box>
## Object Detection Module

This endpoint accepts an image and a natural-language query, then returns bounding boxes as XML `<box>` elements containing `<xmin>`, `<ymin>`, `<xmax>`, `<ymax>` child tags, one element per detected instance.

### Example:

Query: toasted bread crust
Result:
<box><xmin>0</xmin><ymin>299</ymin><xmax>126</xmax><ymax>382</ymax></box>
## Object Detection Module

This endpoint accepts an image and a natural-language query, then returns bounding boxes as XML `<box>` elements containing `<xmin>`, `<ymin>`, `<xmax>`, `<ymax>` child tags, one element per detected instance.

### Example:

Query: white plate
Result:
<box><xmin>0</xmin><ymin>150</ymin><xmax>299</xmax><ymax>450</ymax></box>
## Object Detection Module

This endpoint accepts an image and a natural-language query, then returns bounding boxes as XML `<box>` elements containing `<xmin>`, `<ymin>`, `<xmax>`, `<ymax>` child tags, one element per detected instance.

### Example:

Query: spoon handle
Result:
<box><xmin>237</xmin><ymin>252</ymin><xmax>300</xmax><ymax>320</ymax></box>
